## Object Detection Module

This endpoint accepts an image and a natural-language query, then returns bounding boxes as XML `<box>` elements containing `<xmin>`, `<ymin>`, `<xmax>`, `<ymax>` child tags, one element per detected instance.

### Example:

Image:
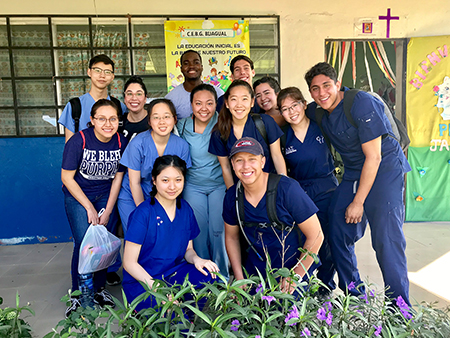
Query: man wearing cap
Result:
<box><xmin>223</xmin><ymin>137</ymin><xmax>323</xmax><ymax>292</ymax></box>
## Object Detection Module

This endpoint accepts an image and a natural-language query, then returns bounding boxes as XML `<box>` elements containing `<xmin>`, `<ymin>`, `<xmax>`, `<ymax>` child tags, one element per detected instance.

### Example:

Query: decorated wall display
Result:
<box><xmin>164</xmin><ymin>19</ymin><xmax>250</xmax><ymax>93</ymax></box>
<box><xmin>406</xmin><ymin>35</ymin><xmax>450</xmax><ymax>221</ymax></box>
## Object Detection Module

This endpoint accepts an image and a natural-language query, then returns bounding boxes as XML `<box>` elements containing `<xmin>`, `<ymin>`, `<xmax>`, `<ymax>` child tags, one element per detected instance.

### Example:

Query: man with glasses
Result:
<box><xmin>165</xmin><ymin>50</ymin><xmax>224</xmax><ymax>119</ymax></box>
<box><xmin>58</xmin><ymin>54</ymin><xmax>127</xmax><ymax>142</ymax></box>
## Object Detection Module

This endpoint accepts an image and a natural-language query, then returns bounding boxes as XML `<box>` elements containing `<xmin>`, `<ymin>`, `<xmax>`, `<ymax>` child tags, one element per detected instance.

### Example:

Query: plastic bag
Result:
<box><xmin>78</xmin><ymin>224</ymin><xmax>121</xmax><ymax>274</ymax></box>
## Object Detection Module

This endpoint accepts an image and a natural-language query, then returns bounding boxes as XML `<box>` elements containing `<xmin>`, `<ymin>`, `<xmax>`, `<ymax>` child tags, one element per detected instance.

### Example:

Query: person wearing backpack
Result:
<box><xmin>209</xmin><ymin>80</ymin><xmax>287</xmax><ymax>189</ymax></box>
<box><xmin>223</xmin><ymin>137</ymin><xmax>323</xmax><ymax>293</ymax></box>
<box><xmin>58</xmin><ymin>54</ymin><xmax>127</xmax><ymax>142</ymax></box>
<box><xmin>304</xmin><ymin>62</ymin><xmax>412</xmax><ymax>305</ymax></box>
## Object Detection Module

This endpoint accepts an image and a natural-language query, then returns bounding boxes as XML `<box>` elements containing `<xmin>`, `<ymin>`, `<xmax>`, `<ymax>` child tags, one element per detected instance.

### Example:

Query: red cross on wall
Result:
<box><xmin>379</xmin><ymin>8</ymin><xmax>399</xmax><ymax>38</ymax></box>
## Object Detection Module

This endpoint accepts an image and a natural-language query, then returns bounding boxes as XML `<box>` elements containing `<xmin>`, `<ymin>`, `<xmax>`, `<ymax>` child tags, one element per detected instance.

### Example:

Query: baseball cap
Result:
<box><xmin>229</xmin><ymin>137</ymin><xmax>264</xmax><ymax>158</ymax></box>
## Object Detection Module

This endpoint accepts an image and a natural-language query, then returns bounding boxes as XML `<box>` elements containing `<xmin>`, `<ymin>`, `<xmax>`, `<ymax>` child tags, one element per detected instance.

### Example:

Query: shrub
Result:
<box><xmin>0</xmin><ymin>292</ymin><xmax>34</xmax><ymax>338</ymax></box>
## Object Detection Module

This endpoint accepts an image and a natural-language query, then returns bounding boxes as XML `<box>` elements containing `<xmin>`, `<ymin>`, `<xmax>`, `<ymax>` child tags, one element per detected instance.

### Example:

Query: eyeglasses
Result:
<box><xmin>91</xmin><ymin>67</ymin><xmax>114</xmax><ymax>76</ymax></box>
<box><xmin>280</xmin><ymin>102</ymin><xmax>302</xmax><ymax>114</ymax></box>
<box><xmin>93</xmin><ymin>117</ymin><xmax>119</xmax><ymax>124</ymax></box>
<box><xmin>125</xmin><ymin>91</ymin><xmax>145</xmax><ymax>98</ymax></box>
<box><xmin>151</xmin><ymin>115</ymin><xmax>173</xmax><ymax>121</ymax></box>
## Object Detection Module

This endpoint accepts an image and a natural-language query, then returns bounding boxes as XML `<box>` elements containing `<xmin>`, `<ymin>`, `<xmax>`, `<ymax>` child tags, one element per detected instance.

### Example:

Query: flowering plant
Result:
<box><xmin>45</xmin><ymin>266</ymin><xmax>450</xmax><ymax>338</ymax></box>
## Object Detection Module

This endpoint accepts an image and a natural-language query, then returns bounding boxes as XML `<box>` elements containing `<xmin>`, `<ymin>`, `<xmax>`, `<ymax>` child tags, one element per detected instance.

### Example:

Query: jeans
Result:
<box><xmin>64</xmin><ymin>193</ymin><xmax>118</xmax><ymax>292</ymax></box>
<box><xmin>182</xmin><ymin>182</ymin><xmax>229</xmax><ymax>279</ymax></box>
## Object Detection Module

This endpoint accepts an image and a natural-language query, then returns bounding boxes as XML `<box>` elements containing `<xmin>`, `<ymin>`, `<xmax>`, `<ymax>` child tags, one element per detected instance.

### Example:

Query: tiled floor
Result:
<box><xmin>1</xmin><ymin>222</ymin><xmax>449</xmax><ymax>337</ymax></box>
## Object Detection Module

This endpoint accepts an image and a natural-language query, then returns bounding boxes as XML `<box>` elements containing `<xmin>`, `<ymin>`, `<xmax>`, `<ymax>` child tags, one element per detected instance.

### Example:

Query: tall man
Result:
<box><xmin>304</xmin><ymin>62</ymin><xmax>411</xmax><ymax>304</ymax></box>
<box><xmin>58</xmin><ymin>54</ymin><xmax>127</xmax><ymax>142</ymax></box>
<box><xmin>223</xmin><ymin>137</ymin><xmax>323</xmax><ymax>292</ymax></box>
<box><xmin>166</xmin><ymin>50</ymin><xmax>224</xmax><ymax>119</ymax></box>
<box><xmin>229</xmin><ymin>55</ymin><xmax>260</xmax><ymax>113</ymax></box>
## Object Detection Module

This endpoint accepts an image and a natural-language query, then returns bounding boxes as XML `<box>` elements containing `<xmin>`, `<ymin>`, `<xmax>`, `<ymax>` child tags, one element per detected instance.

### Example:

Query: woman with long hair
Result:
<box><xmin>61</xmin><ymin>99</ymin><xmax>128</xmax><ymax>317</ymax></box>
<box><xmin>278</xmin><ymin>87</ymin><xmax>338</xmax><ymax>297</ymax></box>
<box><xmin>209</xmin><ymin>80</ymin><xmax>286</xmax><ymax>188</ymax></box>
<box><xmin>123</xmin><ymin>155</ymin><xmax>219</xmax><ymax>311</ymax></box>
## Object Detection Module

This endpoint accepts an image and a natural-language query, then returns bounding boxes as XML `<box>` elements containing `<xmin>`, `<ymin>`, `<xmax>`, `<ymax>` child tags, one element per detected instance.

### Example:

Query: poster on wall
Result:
<box><xmin>164</xmin><ymin>19</ymin><xmax>250</xmax><ymax>93</ymax></box>
<box><xmin>406</xmin><ymin>36</ymin><xmax>450</xmax><ymax>221</ymax></box>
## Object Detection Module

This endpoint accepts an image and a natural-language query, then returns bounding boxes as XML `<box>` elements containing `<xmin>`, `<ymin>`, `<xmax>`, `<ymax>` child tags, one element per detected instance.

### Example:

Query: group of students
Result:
<box><xmin>59</xmin><ymin>52</ymin><xmax>411</xmax><ymax>317</ymax></box>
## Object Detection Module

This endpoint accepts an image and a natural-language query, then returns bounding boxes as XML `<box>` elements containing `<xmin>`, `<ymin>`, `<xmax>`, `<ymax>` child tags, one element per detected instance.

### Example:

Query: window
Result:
<box><xmin>0</xmin><ymin>15</ymin><xmax>280</xmax><ymax>137</ymax></box>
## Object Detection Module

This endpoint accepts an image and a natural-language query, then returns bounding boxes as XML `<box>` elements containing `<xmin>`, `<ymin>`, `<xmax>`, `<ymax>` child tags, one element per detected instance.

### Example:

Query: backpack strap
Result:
<box><xmin>235</xmin><ymin>181</ymin><xmax>264</xmax><ymax>262</ymax></box>
<box><xmin>251</xmin><ymin>113</ymin><xmax>269</xmax><ymax>148</ymax></box>
<box><xmin>79</xmin><ymin>129</ymin><xmax>86</xmax><ymax>149</ymax></box>
<box><xmin>266</xmin><ymin>173</ymin><xmax>283</xmax><ymax>228</ymax></box>
<box><xmin>69</xmin><ymin>97</ymin><xmax>82</xmax><ymax>133</ymax></box>
<box><xmin>116</xmin><ymin>132</ymin><xmax>121</xmax><ymax>149</ymax></box>
<box><xmin>343</xmin><ymin>89</ymin><xmax>359</xmax><ymax>128</ymax></box>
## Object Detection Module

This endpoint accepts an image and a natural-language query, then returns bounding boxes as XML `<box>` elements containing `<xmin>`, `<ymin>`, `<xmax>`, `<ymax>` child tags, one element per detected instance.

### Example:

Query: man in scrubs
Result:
<box><xmin>304</xmin><ymin>62</ymin><xmax>411</xmax><ymax>304</ymax></box>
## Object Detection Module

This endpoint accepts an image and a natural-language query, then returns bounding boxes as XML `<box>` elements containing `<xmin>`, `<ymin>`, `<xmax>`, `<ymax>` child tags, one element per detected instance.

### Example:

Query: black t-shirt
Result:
<box><xmin>119</xmin><ymin>113</ymin><xmax>149</xmax><ymax>142</ymax></box>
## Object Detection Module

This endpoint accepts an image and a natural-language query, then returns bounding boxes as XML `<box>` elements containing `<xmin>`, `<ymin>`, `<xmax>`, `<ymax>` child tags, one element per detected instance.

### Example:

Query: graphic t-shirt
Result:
<box><xmin>62</xmin><ymin>127</ymin><xmax>128</xmax><ymax>196</ymax></box>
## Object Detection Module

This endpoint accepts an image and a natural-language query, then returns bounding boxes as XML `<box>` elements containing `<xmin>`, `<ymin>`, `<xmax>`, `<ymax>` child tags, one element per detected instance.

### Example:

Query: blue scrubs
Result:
<box><xmin>223</xmin><ymin>175</ymin><xmax>318</xmax><ymax>278</ymax></box>
<box><xmin>310</xmin><ymin>88</ymin><xmax>411</xmax><ymax>304</ymax></box>
<box><xmin>58</xmin><ymin>93</ymin><xmax>127</xmax><ymax>133</ymax></box>
<box><xmin>123</xmin><ymin>198</ymin><xmax>212</xmax><ymax>311</ymax></box>
<box><xmin>209</xmin><ymin>114</ymin><xmax>283</xmax><ymax>177</ymax></box>
<box><xmin>284</xmin><ymin>121</ymin><xmax>338</xmax><ymax>291</ymax></box>
<box><xmin>117</xmin><ymin>131</ymin><xmax>192</xmax><ymax>232</ymax></box>
<box><xmin>178</xmin><ymin>113</ymin><xmax>229</xmax><ymax>279</ymax></box>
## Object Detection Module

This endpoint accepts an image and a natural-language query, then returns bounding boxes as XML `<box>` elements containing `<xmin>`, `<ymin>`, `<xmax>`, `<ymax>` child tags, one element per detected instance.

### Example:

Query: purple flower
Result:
<box><xmin>348</xmin><ymin>281</ymin><xmax>356</xmax><ymax>290</ymax></box>
<box><xmin>256</xmin><ymin>283</ymin><xmax>263</xmax><ymax>293</ymax></box>
<box><xmin>301</xmin><ymin>327</ymin><xmax>311</xmax><ymax>337</ymax></box>
<box><xmin>262</xmin><ymin>295</ymin><xmax>275</xmax><ymax>305</ymax></box>
<box><xmin>400</xmin><ymin>308</ymin><xmax>413</xmax><ymax>320</ymax></box>
<box><xmin>326</xmin><ymin>312</ymin><xmax>333</xmax><ymax>326</ymax></box>
<box><xmin>285</xmin><ymin>305</ymin><xmax>299</xmax><ymax>326</ymax></box>
<box><xmin>374</xmin><ymin>325</ymin><xmax>382</xmax><ymax>336</ymax></box>
<box><xmin>395</xmin><ymin>296</ymin><xmax>408</xmax><ymax>310</ymax></box>
<box><xmin>324</xmin><ymin>301</ymin><xmax>332</xmax><ymax>311</ymax></box>
<box><xmin>317</xmin><ymin>307</ymin><xmax>327</xmax><ymax>321</ymax></box>
<box><xmin>255</xmin><ymin>336</ymin><xmax>261</xmax><ymax>338</ymax></box>
<box><xmin>360</xmin><ymin>293</ymin><xmax>368</xmax><ymax>304</ymax></box>
<box><xmin>369</xmin><ymin>289</ymin><xmax>375</xmax><ymax>297</ymax></box>
<box><xmin>230</xmin><ymin>319</ymin><xmax>240</xmax><ymax>331</ymax></box>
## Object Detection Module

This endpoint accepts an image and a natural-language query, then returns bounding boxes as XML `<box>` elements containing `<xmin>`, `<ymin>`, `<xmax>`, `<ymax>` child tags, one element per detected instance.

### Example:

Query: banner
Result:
<box><xmin>164</xmin><ymin>19</ymin><xmax>250</xmax><ymax>93</ymax></box>
<box><xmin>405</xmin><ymin>36</ymin><xmax>450</xmax><ymax>221</ymax></box>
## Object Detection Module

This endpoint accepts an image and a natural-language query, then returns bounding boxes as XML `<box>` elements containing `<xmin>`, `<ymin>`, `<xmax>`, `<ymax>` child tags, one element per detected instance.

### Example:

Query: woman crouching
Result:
<box><xmin>122</xmin><ymin>155</ymin><xmax>219</xmax><ymax>311</ymax></box>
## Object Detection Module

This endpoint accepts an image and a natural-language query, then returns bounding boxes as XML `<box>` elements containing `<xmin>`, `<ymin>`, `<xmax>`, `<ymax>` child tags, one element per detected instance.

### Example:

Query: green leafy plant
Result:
<box><xmin>0</xmin><ymin>292</ymin><xmax>34</xmax><ymax>338</ymax></box>
<box><xmin>44</xmin><ymin>267</ymin><xmax>450</xmax><ymax>338</ymax></box>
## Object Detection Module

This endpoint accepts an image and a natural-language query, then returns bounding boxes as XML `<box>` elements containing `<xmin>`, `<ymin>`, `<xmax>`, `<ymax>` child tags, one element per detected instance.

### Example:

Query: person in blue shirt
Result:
<box><xmin>277</xmin><ymin>86</ymin><xmax>338</xmax><ymax>297</ymax></box>
<box><xmin>58</xmin><ymin>54</ymin><xmax>127</xmax><ymax>142</ymax></box>
<box><xmin>253</xmin><ymin>76</ymin><xmax>286</xmax><ymax>128</ymax></box>
<box><xmin>123</xmin><ymin>155</ymin><xmax>219</xmax><ymax>312</ymax></box>
<box><xmin>117</xmin><ymin>99</ymin><xmax>191</xmax><ymax>234</ymax></box>
<box><xmin>209</xmin><ymin>80</ymin><xmax>286</xmax><ymax>189</ymax></box>
<box><xmin>304</xmin><ymin>62</ymin><xmax>412</xmax><ymax>304</ymax></box>
<box><xmin>177</xmin><ymin>84</ymin><xmax>229</xmax><ymax>279</ymax></box>
<box><xmin>165</xmin><ymin>50</ymin><xmax>224</xmax><ymax>119</ymax></box>
<box><xmin>230</xmin><ymin>55</ymin><xmax>261</xmax><ymax>114</ymax></box>
<box><xmin>223</xmin><ymin>137</ymin><xmax>323</xmax><ymax>293</ymax></box>
<box><xmin>61</xmin><ymin>99</ymin><xmax>128</xmax><ymax>317</ymax></box>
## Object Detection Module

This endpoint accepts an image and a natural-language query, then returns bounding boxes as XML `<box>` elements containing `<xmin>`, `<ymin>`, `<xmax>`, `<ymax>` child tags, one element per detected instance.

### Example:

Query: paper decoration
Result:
<box><xmin>416</xmin><ymin>167</ymin><xmax>429</xmax><ymax>177</ymax></box>
<box><xmin>413</xmin><ymin>192</ymin><xmax>424</xmax><ymax>201</ymax></box>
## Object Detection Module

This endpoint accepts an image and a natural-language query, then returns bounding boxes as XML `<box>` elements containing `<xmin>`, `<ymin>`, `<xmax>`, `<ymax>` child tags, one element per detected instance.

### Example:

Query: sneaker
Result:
<box><xmin>106</xmin><ymin>272</ymin><xmax>121</xmax><ymax>286</ymax></box>
<box><xmin>94</xmin><ymin>288</ymin><xmax>115</xmax><ymax>308</ymax></box>
<box><xmin>65</xmin><ymin>297</ymin><xmax>81</xmax><ymax>318</ymax></box>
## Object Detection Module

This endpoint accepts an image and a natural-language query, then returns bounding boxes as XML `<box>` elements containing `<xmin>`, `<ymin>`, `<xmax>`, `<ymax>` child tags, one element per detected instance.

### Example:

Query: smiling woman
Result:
<box><xmin>117</xmin><ymin>98</ymin><xmax>192</xmax><ymax>235</ymax></box>
<box><xmin>122</xmin><ymin>155</ymin><xmax>218</xmax><ymax>312</ymax></box>
<box><xmin>61</xmin><ymin>99</ymin><xmax>128</xmax><ymax>317</ymax></box>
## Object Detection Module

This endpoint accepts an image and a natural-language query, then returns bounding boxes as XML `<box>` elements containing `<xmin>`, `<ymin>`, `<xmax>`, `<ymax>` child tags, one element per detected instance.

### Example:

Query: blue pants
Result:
<box><xmin>65</xmin><ymin>193</ymin><xmax>118</xmax><ymax>292</ymax></box>
<box><xmin>300</xmin><ymin>176</ymin><xmax>337</xmax><ymax>292</ymax></box>
<box><xmin>183</xmin><ymin>182</ymin><xmax>229</xmax><ymax>279</ymax></box>
<box><xmin>328</xmin><ymin>169</ymin><xmax>410</xmax><ymax>304</ymax></box>
<box><xmin>123</xmin><ymin>261</ymin><xmax>213</xmax><ymax>312</ymax></box>
<box><xmin>117</xmin><ymin>197</ymin><xmax>137</xmax><ymax>234</ymax></box>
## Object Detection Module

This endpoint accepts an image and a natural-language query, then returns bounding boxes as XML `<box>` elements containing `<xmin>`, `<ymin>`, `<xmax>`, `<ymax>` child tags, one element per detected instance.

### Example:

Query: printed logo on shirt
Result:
<box><xmin>316</xmin><ymin>135</ymin><xmax>325</xmax><ymax>144</ymax></box>
<box><xmin>285</xmin><ymin>146</ymin><xmax>297</xmax><ymax>155</ymax></box>
<box><xmin>79</xmin><ymin>149</ymin><xmax>121</xmax><ymax>180</ymax></box>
